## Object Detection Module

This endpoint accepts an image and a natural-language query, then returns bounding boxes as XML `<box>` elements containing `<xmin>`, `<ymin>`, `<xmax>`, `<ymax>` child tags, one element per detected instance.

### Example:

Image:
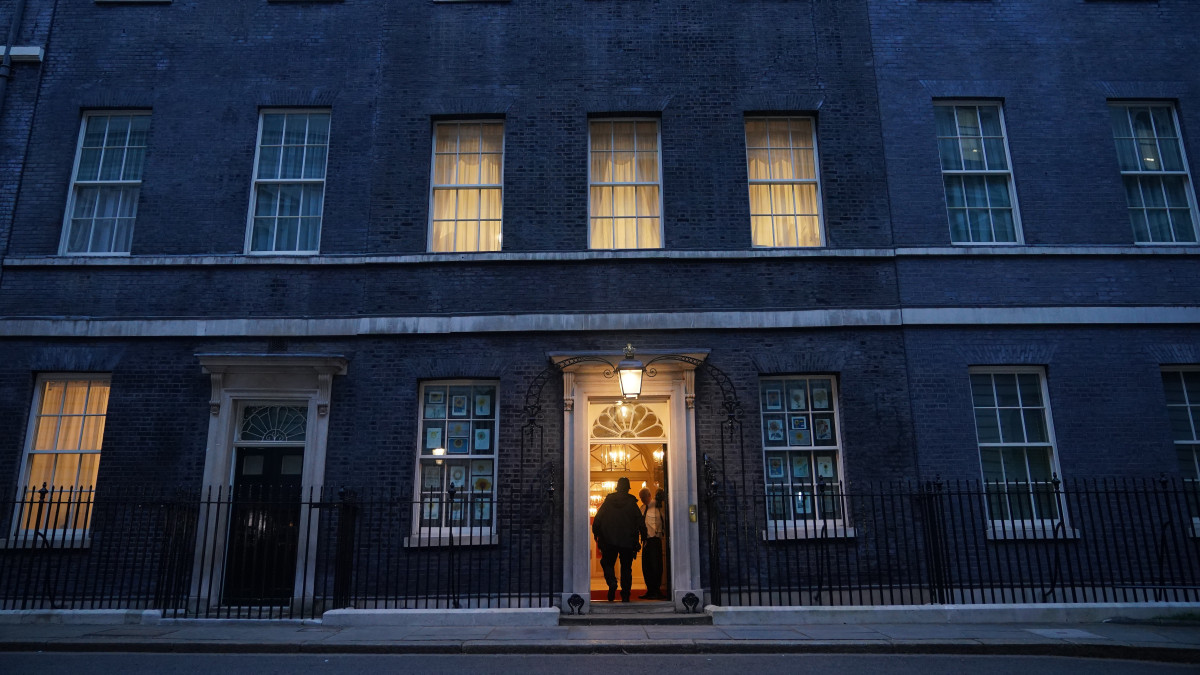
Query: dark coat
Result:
<box><xmin>592</xmin><ymin>490</ymin><xmax>647</xmax><ymax>552</ymax></box>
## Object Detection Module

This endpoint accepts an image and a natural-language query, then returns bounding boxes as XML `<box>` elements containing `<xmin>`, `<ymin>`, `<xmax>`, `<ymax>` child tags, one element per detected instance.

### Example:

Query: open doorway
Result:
<box><xmin>586</xmin><ymin>400</ymin><xmax>670</xmax><ymax>602</ymax></box>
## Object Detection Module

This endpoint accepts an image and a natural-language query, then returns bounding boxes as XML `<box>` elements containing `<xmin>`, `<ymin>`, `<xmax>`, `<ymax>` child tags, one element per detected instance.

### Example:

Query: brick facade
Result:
<box><xmin>0</xmin><ymin>0</ymin><xmax>1197</xmax><ymax>609</ymax></box>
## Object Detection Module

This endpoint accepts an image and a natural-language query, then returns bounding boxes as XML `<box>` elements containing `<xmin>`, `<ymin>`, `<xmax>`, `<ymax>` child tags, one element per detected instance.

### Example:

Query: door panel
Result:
<box><xmin>223</xmin><ymin>447</ymin><xmax>303</xmax><ymax>605</ymax></box>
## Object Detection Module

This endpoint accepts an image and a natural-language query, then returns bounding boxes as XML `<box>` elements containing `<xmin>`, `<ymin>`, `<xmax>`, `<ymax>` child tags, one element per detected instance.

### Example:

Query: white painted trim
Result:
<box><xmin>2</xmin><ymin>305</ymin><xmax>1199</xmax><ymax>338</ymax></box>
<box><xmin>6</xmin><ymin>244</ymin><xmax>1200</xmax><ymax>267</ymax></box>
<box><xmin>564</xmin><ymin>361</ymin><xmax>701</xmax><ymax>613</ymax></box>
<box><xmin>0</xmin><ymin>46</ymin><xmax>44</xmax><ymax>62</ymax></box>
<box><xmin>192</xmin><ymin>354</ymin><xmax>347</xmax><ymax>614</ymax></box>
<box><xmin>901</xmin><ymin>306</ymin><xmax>1200</xmax><ymax>325</ymax></box>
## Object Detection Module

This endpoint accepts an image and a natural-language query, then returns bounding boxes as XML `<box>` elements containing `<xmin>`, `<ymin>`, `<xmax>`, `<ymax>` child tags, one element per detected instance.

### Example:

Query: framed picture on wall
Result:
<box><xmin>474</xmin><ymin>428</ymin><xmax>491</xmax><ymax>451</ymax></box>
<box><xmin>816</xmin><ymin>456</ymin><xmax>835</xmax><ymax>478</ymax></box>
<box><xmin>767</xmin><ymin>456</ymin><xmax>786</xmax><ymax>479</ymax></box>
<box><xmin>427</xmin><ymin>391</ymin><xmax>445</xmax><ymax>404</ymax></box>
<box><xmin>451</xmin><ymin>395</ymin><xmax>469</xmax><ymax>417</ymax></box>
<box><xmin>791</xmin><ymin>455</ymin><xmax>810</xmax><ymax>478</ymax></box>
<box><xmin>474</xmin><ymin>394</ymin><xmax>491</xmax><ymax>416</ymax></box>
<box><xmin>789</xmin><ymin>387</ymin><xmax>807</xmax><ymax>411</ymax></box>
<box><xmin>421</xmin><ymin>500</ymin><xmax>440</xmax><ymax>522</ymax></box>
<box><xmin>814</xmin><ymin>418</ymin><xmax>831</xmax><ymax>441</ymax></box>
<box><xmin>765</xmin><ymin>388</ymin><xmax>783</xmax><ymax>411</ymax></box>
<box><xmin>766</xmin><ymin>419</ymin><xmax>785</xmax><ymax>441</ymax></box>
<box><xmin>811</xmin><ymin>386</ymin><xmax>830</xmax><ymax>410</ymax></box>
<box><xmin>425</xmin><ymin>427</ymin><xmax>443</xmax><ymax>450</ymax></box>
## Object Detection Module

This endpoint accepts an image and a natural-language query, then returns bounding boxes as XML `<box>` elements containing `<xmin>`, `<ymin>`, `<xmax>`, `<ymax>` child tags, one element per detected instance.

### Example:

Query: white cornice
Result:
<box><xmin>0</xmin><ymin>306</ymin><xmax>1197</xmax><ymax>338</ymax></box>
<box><xmin>4</xmin><ymin>245</ymin><xmax>1198</xmax><ymax>268</ymax></box>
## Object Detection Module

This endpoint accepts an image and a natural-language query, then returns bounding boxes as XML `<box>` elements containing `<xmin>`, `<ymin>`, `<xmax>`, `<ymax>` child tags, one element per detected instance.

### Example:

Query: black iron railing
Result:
<box><xmin>1</xmin><ymin>477</ymin><xmax>1197</xmax><ymax>617</ymax></box>
<box><xmin>0</xmin><ymin>482</ymin><xmax>560</xmax><ymax>619</ymax></box>
<box><xmin>706</xmin><ymin>476</ymin><xmax>1200</xmax><ymax>606</ymax></box>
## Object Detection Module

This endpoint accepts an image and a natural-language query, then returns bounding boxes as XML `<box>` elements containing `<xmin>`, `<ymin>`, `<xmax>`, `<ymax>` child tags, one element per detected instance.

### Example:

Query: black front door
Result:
<box><xmin>223</xmin><ymin>447</ymin><xmax>303</xmax><ymax>605</ymax></box>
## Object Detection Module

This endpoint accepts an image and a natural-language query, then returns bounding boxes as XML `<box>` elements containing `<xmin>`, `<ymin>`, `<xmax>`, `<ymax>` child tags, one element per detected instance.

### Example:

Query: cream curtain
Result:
<box><xmin>22</xmin><ymin>379</ymin><xmax>108</xmax><ymax>531</ymax></box>
<box><xmin>745</xmin><ymin>118</ymin><xmax>820</xmax><ymax>247</ymax></box>
<box><xmin>589</xmin><ymin>121</ymin><xmax>662</xmax><ymax>249</ymax></box>
<box><xmin>432</xmin><ymin>122</ymin><xmax>503</xmax><ymax>252</ymax></box>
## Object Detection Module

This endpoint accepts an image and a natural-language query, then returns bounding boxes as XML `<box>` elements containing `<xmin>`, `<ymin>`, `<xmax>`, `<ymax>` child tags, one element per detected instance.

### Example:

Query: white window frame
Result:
<box><xmin>245</xmin><ymin>109</ymin><xmax>331</xmax><ymax>255</ymax></box>
<box><xmin>744</xmin><ymin>116</ymin><xmax>825</xmax><ymax>248</ymax></box>
<box><xmin>968</xmin><ymin>366</ymin><xmax>1070</xmax><ymax>539</ymax></box>
<box><xmin>1109</xmin><ymin>102</ymin><xmax>1199</xmax><ymax>244</ymax></box>
<box><xmin>1162</xmin><ymin>367</ymin><xmax>1200</xmax><ymax>533</ymax></box>
<box><xmin>409</xmin><ymin>379</ymin><xmax>500</xmax><ymax>546</ymax></box>
<box><xmin>8</xmin><ymin>374</ymin><xmax>111</xmax><ymax>547</ymax></box>
<box><xmin>758</xmin><ymin>375</ymin><xmax>852</xmax><ymax>539</ymax></box>
<box><xmin>587</xmin><ymin>118</ymin><xmax>664</xmax><ymax>250</ymax></box>
<box><xmin>935</xmin><ymin>101</ymin><xmax>1023</xmax><ymax>245</ymax></box>
<box><xmin>59</xmin><ymin>111</ymin><xmax>150</xmax><ymax>255</ymax></box>
<box><xmin>427</xmin><ymin>120</ymin><xmax>505</xmax><ymax>253</ymax></box>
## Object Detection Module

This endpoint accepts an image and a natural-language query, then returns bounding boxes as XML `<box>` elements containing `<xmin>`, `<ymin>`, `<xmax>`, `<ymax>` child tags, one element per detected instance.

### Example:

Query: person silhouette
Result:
<box><xmin>591</xmin><ymin>477</ymin><xmax>647</xmax><ymax>602</ymax></box>
<box><xmin>639</xmin><ymin>488</ymin><xmax>665</xmax><ymax>599</ymax></box>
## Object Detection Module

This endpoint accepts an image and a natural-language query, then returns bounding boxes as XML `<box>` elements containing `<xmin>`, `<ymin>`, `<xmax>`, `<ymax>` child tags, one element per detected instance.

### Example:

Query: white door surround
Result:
<box><xmin>553</xmin><ymin>350</ymin><xmax>708</xmax><ymax>613</ymax></box>
<box><xmin>194</xmin><ymin>353</ymin><xmax>348</xmax><ymax>612</ymax></box>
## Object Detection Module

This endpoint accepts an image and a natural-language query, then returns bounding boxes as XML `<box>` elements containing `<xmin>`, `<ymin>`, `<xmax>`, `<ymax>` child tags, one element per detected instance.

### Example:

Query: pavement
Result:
<box><xmin>1</xmin><ymin>616</ymin><xmax>1199</xmax><ymax>662</ymax></box>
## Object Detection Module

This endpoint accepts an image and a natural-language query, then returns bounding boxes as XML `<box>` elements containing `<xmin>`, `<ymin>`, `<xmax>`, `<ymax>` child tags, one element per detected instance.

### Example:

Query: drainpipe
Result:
<box><xmin>0</xmin><ymin>0</ymin><xmax>30</xmax><ymax>117</ymax></box>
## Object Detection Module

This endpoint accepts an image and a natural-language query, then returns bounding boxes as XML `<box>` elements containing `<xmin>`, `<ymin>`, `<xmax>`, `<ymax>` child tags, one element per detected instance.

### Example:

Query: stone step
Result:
<box><xmin>560</xmin><ymin>600</ymin><xmax>711</xmax><ymax>625</ymax></box>
<box><xmin>560</xmin><ymin>613</ymin><xmax>713</xmax><ymax>626</ymax></box>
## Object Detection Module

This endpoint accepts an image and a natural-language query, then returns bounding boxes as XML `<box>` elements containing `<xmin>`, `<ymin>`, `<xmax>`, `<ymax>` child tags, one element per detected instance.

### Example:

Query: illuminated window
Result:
<box><xmin>745</xmin><ymin>117</ymin><xmax>823</xmax><ymax>247</ymax></box>
<box><xmin>589</xmin><ymin>119</ymin><xmax>662</xmax><ymax>249</ymax></box>
<box><xmin>430</xmin><ymin>121</ymin><xmax>504</xmax><ymax>252</ymax></box>
<box><xmin>15</xmin><ymin>376</ymin><xmax>110</xmax><ymax>537</ymax></box>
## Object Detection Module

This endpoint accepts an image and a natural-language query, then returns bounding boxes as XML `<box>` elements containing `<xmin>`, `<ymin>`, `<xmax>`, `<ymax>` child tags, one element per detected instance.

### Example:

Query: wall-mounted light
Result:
<box><xmin>432</xmin><ymin>446</ymin><xmax>446</xmax><ymax>465</ymax></box>
<box><xmin>617</xmin><ymin>343</ymin><xmax>644</xmax><ymax>400</ymax></box>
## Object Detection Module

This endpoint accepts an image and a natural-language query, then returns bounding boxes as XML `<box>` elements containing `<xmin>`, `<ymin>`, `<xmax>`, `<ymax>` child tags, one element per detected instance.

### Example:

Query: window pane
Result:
<box><xmin>611</xmin><ymin>122</ymin><xmax>635</xmax><ymax>151</ymax></box>
<box><xmin>978</xmin><ymin>106</ymin><xmax>1003</xmax><ymax>136</ymax></box>
<box><xmin>962</xmin><ymin>176</ymin><xmax>988</xmax><ymax>207</ymax></box>
<box><xmin>1163</xmin><ymin>371</ymin><xmax>1186</xmax><ymax>405</ymax></box>
<box><xmin>261</xmin><ymin>114</ymin><xmax>285</xmax><ymax>145</ymax></box>
<box><xmin>934</xmin><ymin>106</ymin><xmax>958</xmax><ymax>137</ymax></box>
<box><xmin>745</xmin><ymin>119</ymin><xmax>767</xmax><ymax>149</ymax></box>
<box><xmin>985</xmin><ymin>176</ymin><xmax>1012</xmax><ymax>208</ymax></box>
<box><xmin>955</xmin><ymin>106</ymin><xmax>980</xmax><ymax>136</ymax></box>
<box><xmin>306</xmin><ymin>114</ymin><xmax>330</xmax><ymax>145</ymax></box>
<box><xmin>938</xmin><ymin>138</ymin><xmax>962</xmax><ymax>171</ymax></box>
<box><xmin>975</xmin><ymin>412</ymin><xmax>1001</xmax><ymax>443</ymax></box>
<box><xmin>960</xmin><ymin>138</ymin><xmax>985</xmax><ymax>170</ymax></box>
<box><xmin>983</xmin><ymin>138</ymin><xmax>1007</xmax><ymax>170</ymax></box>
<box><xmin>994</xmin><ymin>374</ymin><xmax>1019</xmax><ymax>407</ymax></box>
<box><xmin>1169</xmin><ymin>405</ymin><xmax>1196</xmax><ymax>441</ymax></box>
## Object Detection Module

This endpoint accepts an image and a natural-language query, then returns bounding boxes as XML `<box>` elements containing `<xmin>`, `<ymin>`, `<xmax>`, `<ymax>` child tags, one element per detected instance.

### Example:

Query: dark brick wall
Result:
<box><xmin>0</xmin><ymin>330</ymin><xmax>917</xmax><ymax>497</ymax></box>
<box><xmin>867</xmin><ymin>0</ymin><xmax>1200</xmax><ymax>247</ymax></box>
<box><xmin>0</xmin><ymin>257</ymin><xmax>901</xmax><ymax>318</ymax></box>
<box><xmin>897</xmin><ymin>254</ymin><xmax>1200</xmax><ymax>307</ymax></box>
<box><xmin>0</xmin><ymin>1</ymin><xmax>54</xmax><ymax>258</ymax></box>
<box><xmin>7</xmin><ymin>0</ymin><xmax>891</xmax><ymax>257</ymax></box>
<box><xmin>903</xmin><ymin>326</ymin><xmax>1188</xmax><ymax>481</ymax></box>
